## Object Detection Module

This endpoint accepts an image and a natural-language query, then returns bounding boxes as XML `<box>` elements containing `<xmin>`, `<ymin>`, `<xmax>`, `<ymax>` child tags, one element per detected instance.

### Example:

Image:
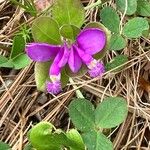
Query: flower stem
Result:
<box><xmin>84</xmin><ymin>0</ymin><xmax>102</xmax><ymax>10</ymax></box>
<box><xmin>69</xmin><ymin>77</ymin><xmax>84</xmax><ymax>99</ymax></box>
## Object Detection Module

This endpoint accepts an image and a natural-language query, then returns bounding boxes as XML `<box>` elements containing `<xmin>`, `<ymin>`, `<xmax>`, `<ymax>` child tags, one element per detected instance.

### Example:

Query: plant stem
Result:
<box><xmin>84</xmin><ymin>0</ymin><xmax>102</xmax><ymax>10</ymax></box>
<box><xmin>69</xmin><ymin>77</ymin><xmax>84</xmax><ymax>99</ymax></box>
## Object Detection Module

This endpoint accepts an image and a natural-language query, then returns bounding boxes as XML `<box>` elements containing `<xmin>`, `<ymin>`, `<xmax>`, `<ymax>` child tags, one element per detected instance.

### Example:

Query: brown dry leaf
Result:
<box><xmin>139</xmin><ymin>76</ymin><xmax>150</xmax><ymax>93</ymax></box>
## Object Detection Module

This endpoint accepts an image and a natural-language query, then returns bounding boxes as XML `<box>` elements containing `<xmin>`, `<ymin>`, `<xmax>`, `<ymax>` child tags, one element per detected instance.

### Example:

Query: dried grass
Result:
<box><xmin>0</xmin><ymin>0</ymin><xmax>150</xmax><ymax>149</ymax></box>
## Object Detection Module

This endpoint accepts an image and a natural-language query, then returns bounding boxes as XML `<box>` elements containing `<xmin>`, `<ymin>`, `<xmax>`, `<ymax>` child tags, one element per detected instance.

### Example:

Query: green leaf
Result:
<box><xmin>123</xmin><ymin>17</ymin><xmax>149</xmax><ymax>38</ymax></box>
<box><xmin>52</xmin><ymin>0</ymin><xmax>85</xmax><ymax>28</ymax></box>
<box><xmin>35</xmin><ymin>61</ymin><xmax>51</xmax><ymax>92</ymax></box>
<box><xmin>95</xmin><ymin>97</ymin><xmax>128</xmax><ymax>128</ymax></box>
<box><xmin>105</xmin><ymin>55</ymin><xmax>128</xmax><ymax>71</ymax></box>
<box><xmin>10</xmin><ymin>35</ymin><xmax>25</xmax><ymax>59</ymax></box>
<box><xmin>142</xmin><ymin>30</ymin><xmax>150</xmax><ymax>38</ymax></box>
<box><xmin>109</xmin><ymin>34</ymin><xmax>126</xmax><ymax>51</ymax></box>
<box><xmin>137</xmin><ymin>0</ymin><xmax>150</xmax><ymax>17</ymax></box>
<box><xmin>35</xmin><ymin>62</ymin><xmax>68</xmax><ymax>92</ymax></box>
<box><xmin>0</xmin><ymin>141</ymin><xmax>11</xmax><ymax>150</ymax></box>
<box><xmin>68</xmin><ymin>98</ymin><xmax>95</xmax><ymax>132</ymax></box>
<box><xmin>66</xmin><ymin>129</ymin><xmax>85</xmax><ymax>150</ymax></box>
<box><xmin>12</xmin><ymin>54</ymin><xmax>31</xmax><ymax>69</ymax></box>
<box><xmin>82</xmin><ymin>130</ymin><xmax>113</xmax><ymax>150</ymax></box>
<box><xmin>32</xmin><ymin>17</ymin><xmax>61</xmax><ymax>45</ymax></box>
<box><xmin>29</xmin><ymin>122</ymin><xmax>62</xmax><ymax>150</ymax></box>
<box><xmin>0</xmin><ymin>56</ymin><xmax>14</xmax><ymax>68</ymax></box>
<box><xmin>116</xmin><ymin>0</ymin><xmax>137</xmax><ymax>15</ymax></box>
<box><xmin>60</xmin><ymin>24</ymin><xmax>80</xmax><ymax>40</ymax></box>
<box><xmin>100</xmin><ymin>7</ymin><xmax>120</xmax><ymax>33</ymax></box>
<box><xmin>85</xmin><ymin>22</ymin><xmax>111</xmax><ymax>59</ymax></box>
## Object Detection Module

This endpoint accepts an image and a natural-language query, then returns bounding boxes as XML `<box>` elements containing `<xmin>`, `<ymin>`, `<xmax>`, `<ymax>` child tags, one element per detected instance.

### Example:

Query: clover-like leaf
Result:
<box><xmin>68</xmin><ymin>98</ymin><xmax>95</xmax><ymax>132</ymax></box>
<box><xmin>137</xmin><ymin>0</ymin><xmax>150</xmax><ymax>17</ymax></box>
<box><xmin>0</xmin><ymin>141</ymin><xmax>11</xmax><ymax>150</ymax></box>
<box><xmin>66</xmin><ymin>129</ymin><xmax>85</xmax><ymax>150</ymax></box>
<box><xmin>105</xmin><ymin>55</ymin><xmax>128</xmax><ymax>71</ymax></box>
<box><xmin>52</xmin><ymin>0</ymin><xmax>85</xmax><ymax>28</ymax></box>
<box><xmin>35</xmin><ymin>61</ymin><xmax>51</xmax><ymax>92</ymax></box>
<box><xmin>32</xmin><ymin>17</ymin><xmax>61</xmax><ymax>45</ymax></box>
<box><xmin>116</xmin><ymin>0</ymin><xmax>137</xmax><ymax>15</ymax></box>
<box><xmin>123</xmin><ymin>17</ymin><xmax>149</xmax><ymax>38</ymax></box>
<box><xmin>60</xmin><ymin>24</ymin><xmax>80</xmax><ymax>41</ymax></box>
<box><xmin>95</xmin><ymin>97</ymin><xmax>128</xmax><ymax>128</ymax></box>
<box><xmin>85</xmin><ymin>22</ymin><xmax>111</xmax><ymax>59</ymax></box>
<box><xmin>109</xmin><ymin>34</ymin><xmax>126</xmax><ymax>51</ymax></box>
<box><xmin>100</xmin><ymin>7</ymin><xmax>120</xmax><ymax>33</ymax></box>
<box><xmin>82</xmin><ymin>130</ymin><xmax>113</xmax><ymax>150</ymax></box>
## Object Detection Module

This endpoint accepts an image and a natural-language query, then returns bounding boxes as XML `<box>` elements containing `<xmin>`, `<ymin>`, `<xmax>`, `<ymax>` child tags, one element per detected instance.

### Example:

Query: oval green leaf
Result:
<box><xmin>29</xmin><ymin>122</ymin><xmax>62</xmax><ymax>150</ymax></box>
<box><xmin>137</xmin><ymin>0</ymin><xmax>150</xmax><ymax>17</ymax></box>
<box><xmin>100</xmin><ymin>7</ymin><xmax>120</xmax><ymax>33</ymax></box>
<box><xmin>66</xmin><ymin>129</ymin><xmax>85</xmax><ymax>150</ymax></box>
<box><xmin>32</xmin><ymin>17</ymin><xmax>61</xmax><ymax>45</ymax></box>
<box><xmin>95</xmin><ymin>97</ymin><xmax>128</xmax><ymax>128</ymax></box>
<box><xmin>60</xmin><ymin>24</ymin><xmax>80</xmax><ymax>40</ymax></box>
<box><xmin>105</xmin><ymin>55</ymin><xmax>128</xmax><ymax>72</ymax></box>
<box><xmin>68</xmin><ymin>98</ymin><xmax>95</xmax><ymax>132</ymax></box>
<box><xmin>109</xmin><ymin>34</ymin><xmax>126</xmax><ymax>51</ymax></box>
<box><xmin>123</xmin><ymin>17</ymin><xmax>149</xmax><ymax>38</ymax></box>
<box><xmin>116</xmin><ymin>0</ymin><xmax>137</xmax><ymax>15</ymax></box>
<box><xmin>10</xmin><ymin>35</ymin><xmax>25</xmax><ymax>59</ymax></box>
<box><xmin>82</xmin><ymin>130</ymin><xmax>113</xmax><ymax>150</ymax></box>
<box><xmin>35</xmin><ymin>61</ymin><xmax>51</xmax><ymax>92</ymax></box>
<box><xmin>52</xmin><ymin>0</ymin><xmax>85</xmax><ymax>28</ymax></box>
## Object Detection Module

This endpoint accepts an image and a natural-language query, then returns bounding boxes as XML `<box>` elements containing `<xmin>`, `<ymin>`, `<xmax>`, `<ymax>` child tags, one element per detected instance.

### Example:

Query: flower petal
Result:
<box><xmin>58</xmin><ymin>44</ymin><xmax>69</xmax><ymax>68</ymax></box>
<box><xmin>49</xmin><ymin>46</ymin><xmax>69</xmax><ymax>76</ymax></box>
<box><xmin>26</xmin><ymin>43</ymin><xmax>61</xmax><ymax>62</ymax></box>
<box><xmin>74</xmin><ymin>45</ymin><xmax>93</xmax><ymax>64</ymax></box>
<box><xmin>68</xmin><ymin>45</ymin><xmax>82</xmax><ymax>73</ymax></box>
<box><xmin>46</xmin><ymin>81</ymin><xmax>62</xmax><ymax>94</ymax></box>
<box><xmin>88</xmin><ymin>60</ymin><xmax>105</xmax><ymax>77</ymax></box>
<box><xmin>76</xmin><ymin>28</ymin><xmax>106</xmax><ymax>55</ymax></box>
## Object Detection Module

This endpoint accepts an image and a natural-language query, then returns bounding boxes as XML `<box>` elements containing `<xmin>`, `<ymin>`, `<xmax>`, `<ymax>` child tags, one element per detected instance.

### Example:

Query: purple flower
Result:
<box><xmin>26</xmin><ymin>28</ymin><xmax>106</xmax><ymax>94</ymax></box>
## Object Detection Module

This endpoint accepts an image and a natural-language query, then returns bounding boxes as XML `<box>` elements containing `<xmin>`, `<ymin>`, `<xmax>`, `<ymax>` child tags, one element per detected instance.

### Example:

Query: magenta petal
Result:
<box><xmin>46</xmin><ymin>81</ymin><xmax>62</xmax><ymax>94</ymax></box>
<box><xmin>68</xmin><ymin>46</ymin><xmax>82</xmax><ymax>73</ymax></box>
<box><xmin>26</xmin><ymin>43</ymin><xmax>61</xmax><ymax>62</ymax></box>
<box><xmin>49</xmin><ymin>46</ymin><xmax>69</xmax><ymax>76</ymax></box>
<box><xmin>74</xmin><ymin>45</ymin><xmax>93</xmax><ymax>64</ymax></box>
<box><xmin>49</xmin><ymin>62</ymin><xmax>61</xmax><ymax>76</ymax></box>
<box><xmin>88</xmin><ymin>61</ymin><xmax>105</xmax><ymax>77</ymax></box>
<box><xmin>76</xmin><ymin>28</ymin><xmax>106</xmax><ymax>55</ymax></box>
<box><xmin>58</xmin><ymin>44</ymin><xmax>69</xmax><ymax>68</ymax></box>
